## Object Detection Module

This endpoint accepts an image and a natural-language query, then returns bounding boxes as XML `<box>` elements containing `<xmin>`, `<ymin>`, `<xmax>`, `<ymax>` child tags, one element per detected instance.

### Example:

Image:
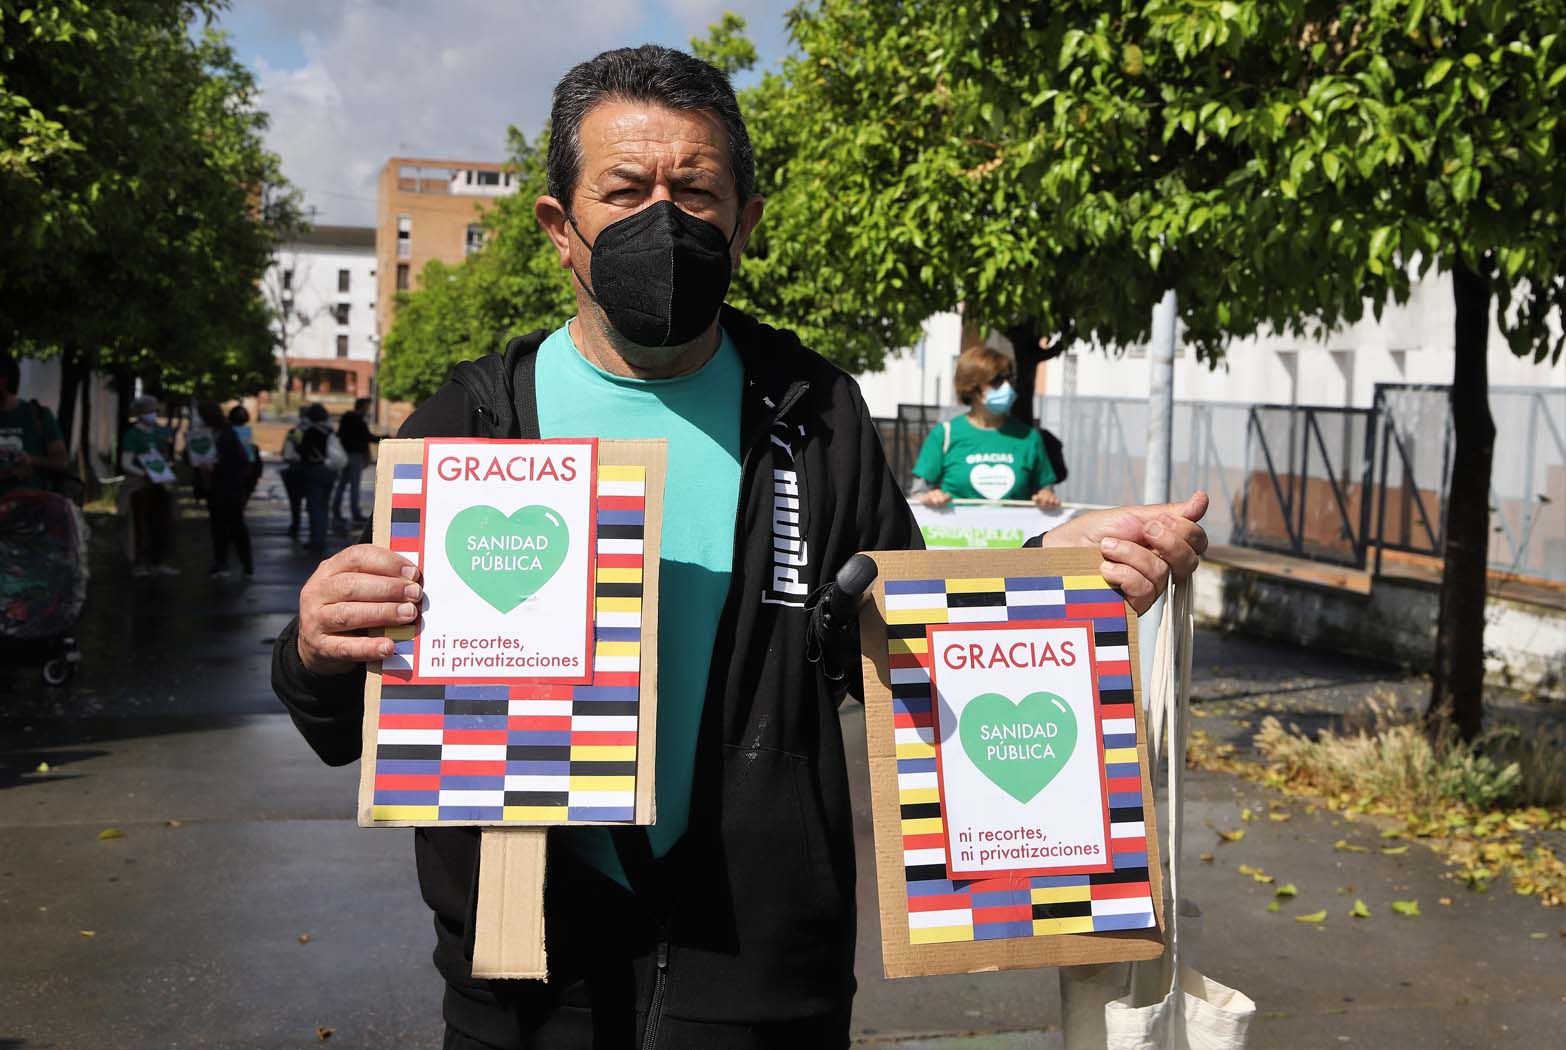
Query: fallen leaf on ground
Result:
<box><xmin>1241</xmin><ymin>807</ymin><xmax>1255</xmax><ymax>823</ymax></box>
<box><xmin>35</xmin><ymin>762</ymin><xmax>51</xmax><ymax>774</ymax></box>
<box><xmin>1391</xmin><ymin>900</ymin><xmax>1421</xmax><ymax>917</ymax></box>
<box><xmin>1351</xmin><ymin>900</ymin><xmax>1371</xmax><ymax>919</ymax></box>
<box><xmin>316</xmin><ymin>1027</ymin><xmax>334</xmax><ymax>1041</ymax></box>
<box><xmin>1275</xmin><ymin>883</ymin><xmax>1298</xmax><ymax>898</ymax></box>
<box><xmin>1438</xmin><ymin>897</ymin><xmax>1452</xmax><ymax>907</ymax></box>
<box><xmin>1333</xmin><ymin>838</ymin><xmax>1369</xmax><ymax>853</ymax></box>
<box><xmin>1295</xmin><ymin>909</ymin><xmax>1328</xmax><ymax>924</ymax></box>
<box><xmin>1381</xmin><ymin>845</ymin><xmax>1409</xmax><ymax>856</ymax></box>
<box><xmin>165</xmin><ymin>820</ymin><xmax>183</xmax><ymax>828</ymax></box>
<box><xmin>1266</xmin><ymin>901</ymin><xmax>1281</xmax><ymax>913</ymax></box>
<box><xmin>1528</xmin><ymin>932</ymin><xmax>1548</xmax><ymax>940</ymax></box>
<box><xmin>1380</xmin><ymin>828</ymin><xmax>1404</xmax><ymax>839</ymax></box>
<box><xmin>97</xmin><ymin>828</ymin><xmax>124</xmax><ymax>841</ymax></box>
<box><xmin>78</xmin><ymin>929</ymin><xmax>95</xmax><ymax>938</ymax></box>
<box><xmin>1199</xmin><ymin>853</ymin><xmax>1215</xmax><ymax>864</ymax></box>
<box><xmin>1217</xmin><ymin>828</ymin><xmax>1246</xmax><ymax>843</ymax></box>
<box><xmin>1269</xmin><ymin>811</ymin><xmax>1292</xmax><ymax>822</ymax></box>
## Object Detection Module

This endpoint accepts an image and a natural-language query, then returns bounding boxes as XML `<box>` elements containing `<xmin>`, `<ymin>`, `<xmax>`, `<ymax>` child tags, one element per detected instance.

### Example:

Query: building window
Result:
<box><xmin>336</xmin><ymin>335</ymin><xmax>349</xmax><ymax>358</ymax></box>
<box><xmin>395</xmin><ymin>263</ymin><xmax>409</xmax><ymax>291</ymax></box>
<box><xmin>466</xmin><ymin>224</ymin><xmax>485</xmax><ymax>256</ymax></box>
<box><xmin>282</xmin><ymin>268</ymin><xmax>293</xmax><ymax>291</ymax></box>
<box><xmin>476</xmin><ymin>170</ymin><xmax>501</xmax><ymax>187</ymax></box>
<box><xmin>334</xmin><ymin>303</ymin><xmax>351</xmax><ymax>326</ymax></box>
<box><xmin>397</xmin><ymin>214</ymin><xmax>411</xmax><ymax>259</ymax></box>
<box><xmin>338</xmin><ymin>269</ymin><xmax>350</xmax><ymax>293</ymax></box>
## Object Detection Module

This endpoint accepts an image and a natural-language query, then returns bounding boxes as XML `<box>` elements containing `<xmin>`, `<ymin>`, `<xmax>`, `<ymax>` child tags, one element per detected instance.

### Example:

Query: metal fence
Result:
<box><xmin>878</xmin><ymin>384</ymin><xmax>1566</xmax><ymax>582</ymax></box>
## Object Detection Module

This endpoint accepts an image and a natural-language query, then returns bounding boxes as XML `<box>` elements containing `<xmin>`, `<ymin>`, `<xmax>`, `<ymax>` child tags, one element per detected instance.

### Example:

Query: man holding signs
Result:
<box><xmin>272</xmin><ymin>45</ymin><xmax>1207</xmax><ymax>1049</ymax></box>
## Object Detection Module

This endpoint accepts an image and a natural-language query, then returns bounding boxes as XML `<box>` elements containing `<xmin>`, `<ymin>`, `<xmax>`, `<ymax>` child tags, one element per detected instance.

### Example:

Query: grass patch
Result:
<box><xmin>1188</xmin><ymin>697</ymin><xmax>1566</xmax><ymax>907</ymax></box>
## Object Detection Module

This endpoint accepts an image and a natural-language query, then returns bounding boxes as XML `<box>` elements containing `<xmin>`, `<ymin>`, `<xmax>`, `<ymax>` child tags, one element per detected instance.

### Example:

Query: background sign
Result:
<box><xmin>911</xmin><ymin>500</ymin><xmax>1079</xmax><ymax>549</ymax></box>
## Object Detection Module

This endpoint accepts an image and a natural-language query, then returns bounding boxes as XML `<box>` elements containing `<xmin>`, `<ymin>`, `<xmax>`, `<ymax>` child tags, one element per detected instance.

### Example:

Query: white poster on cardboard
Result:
<box><xmin>927</xmin><ymin>621</ymin><xmax>1112</xmax><ymax>879</ymax></box>
<box><xmin>414</xmin><ymin>439</ymin><xmax>597</xmax><ymax>683</ymax></box>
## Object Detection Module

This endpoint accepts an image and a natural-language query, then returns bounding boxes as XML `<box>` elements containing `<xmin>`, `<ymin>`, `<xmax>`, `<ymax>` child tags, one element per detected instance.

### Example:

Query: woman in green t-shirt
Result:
<box><xmin>912</xmin><ymin>345</ymin><xmax>1060</xmax><ymax>508</ymax></box>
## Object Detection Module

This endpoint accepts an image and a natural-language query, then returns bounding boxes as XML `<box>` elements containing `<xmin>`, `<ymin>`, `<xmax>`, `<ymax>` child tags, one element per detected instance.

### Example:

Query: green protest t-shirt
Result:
<box><xmin>535</xmin><ymin>319</ymin><xmax>742</xmax><ymax>886</ymax></box>
<box><xmin>912</xmin><ymin>413</ymin><xmax>1056</xmax><ymax>501</ymax></box>
<box><xmin>0</xmin><ymin>400</ymin><xmax>63</xmax><ymax>491</ymax></box>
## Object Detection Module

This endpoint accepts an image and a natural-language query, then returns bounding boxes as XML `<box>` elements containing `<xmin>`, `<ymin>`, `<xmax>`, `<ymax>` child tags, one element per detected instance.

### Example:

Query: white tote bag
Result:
<box><xmin>1060</xmin><ymin>579</ymin><xmax>1255</xmax><ymax>1050</ymax></box>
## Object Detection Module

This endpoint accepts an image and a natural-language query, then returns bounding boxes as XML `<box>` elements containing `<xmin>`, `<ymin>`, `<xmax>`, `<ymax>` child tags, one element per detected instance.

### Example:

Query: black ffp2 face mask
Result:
<box><xmin>569</xmin><ymin>200</ymin><xmax>737</xmax><ymax>348</ymax></box>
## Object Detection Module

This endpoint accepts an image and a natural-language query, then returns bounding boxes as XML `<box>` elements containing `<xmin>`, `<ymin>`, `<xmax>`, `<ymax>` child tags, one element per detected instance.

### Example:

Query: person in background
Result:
<box><xmin>0</xmin><ymin>353</ymin><xmax>68</xmax><ymax>496</ymax></box>
<box><xmin>331</xmin><ymin>396</ymin><xmax>377</xmax><ymax>532</ymax></box>
<box><xmin>911</xmin><ymin>345</ymin><xmax>1060</xmax><ymax>509</ymax></box>
<box><xmin>297</xmin><ymin>402</ymin><xmax>336</xmax><ymax>551</ymax></box>
<box><xmin>228</xmin><ymin>404</ymin><xmax>264</xmax><ymax>499</ymax></box>
<box><xmin>195</xmin><ymin>400</ymin><xmax>253</xmax><ymax>578</ymax></box>
<box><xmin>280</xmin><ymin>406</ymin><xmax>309</xmax><ymax>540</ymax></box>
<box><xmin>120</xmin><ymin>394</ymin><xmax>179</xmax><ymax>576</ymax></box>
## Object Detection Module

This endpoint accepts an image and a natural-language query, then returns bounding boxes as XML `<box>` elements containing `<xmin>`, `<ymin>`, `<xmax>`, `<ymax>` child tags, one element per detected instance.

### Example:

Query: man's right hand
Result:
<box><xmin>298</xmin><ymin>544</ymin><xmax>421</xmax><ymax>676</ymax></box>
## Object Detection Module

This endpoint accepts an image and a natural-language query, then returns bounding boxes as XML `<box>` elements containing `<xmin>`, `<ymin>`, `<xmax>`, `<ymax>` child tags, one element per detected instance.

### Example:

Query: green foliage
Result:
<box><xmin>765</xmin><ymin>0</ymin><xmax>1566</xmax><ymax>365</ymax></box>
<box><xmin>689</xmin><ymin>10</ymin><xmax>757</xmax><ymax>76</ymax></box>
<box><xmin>0</xmin><ymin>2</ymin><xmax>301</xmax><ymax>395</ymax></box>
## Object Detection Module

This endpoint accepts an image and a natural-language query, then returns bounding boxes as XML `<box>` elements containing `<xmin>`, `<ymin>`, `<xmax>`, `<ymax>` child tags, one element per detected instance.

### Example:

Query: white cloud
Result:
<box><xmin>240</xmin><ymin>0</ymin><xmax>795</xmax><ymax>226</ymax></box>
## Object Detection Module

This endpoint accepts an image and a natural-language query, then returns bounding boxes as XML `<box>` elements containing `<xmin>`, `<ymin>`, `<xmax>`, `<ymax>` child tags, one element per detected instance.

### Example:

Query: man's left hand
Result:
<box><xmin>1040</xmin><ymin>491</ymin><xmax>1208</xmax><ymax>614</ymax></box>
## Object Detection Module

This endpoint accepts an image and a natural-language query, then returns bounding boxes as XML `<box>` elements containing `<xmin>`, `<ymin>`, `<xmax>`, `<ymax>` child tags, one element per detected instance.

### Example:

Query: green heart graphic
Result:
<box><xmin>959</xmin><ymin>691</ymin><xmax>1078</xmax><ymax>803</ymax></box>
<box><xmin>445</xmin><ymin>505</ymin><xmax>570</xmax><ymax>613</ymax></box>
<box><xmin>189</xmin><ymin>435</ymin><xmax>213</xmax><ymax>455</ymax></box>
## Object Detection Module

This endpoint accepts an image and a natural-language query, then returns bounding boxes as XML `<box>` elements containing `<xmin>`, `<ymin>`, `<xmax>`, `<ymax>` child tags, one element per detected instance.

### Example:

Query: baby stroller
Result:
<box><xmin>0</xmin><ymin>480</ymin><xmax>89</xmax><ymax>685</ymax></box>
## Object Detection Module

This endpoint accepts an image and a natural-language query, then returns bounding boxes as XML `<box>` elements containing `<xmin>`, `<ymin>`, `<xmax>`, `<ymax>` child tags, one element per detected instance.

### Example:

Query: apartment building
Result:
<box><xmin>374</xmin><ymin>157</ymin><xmax>519</xmax><ymax>343</ymax></box>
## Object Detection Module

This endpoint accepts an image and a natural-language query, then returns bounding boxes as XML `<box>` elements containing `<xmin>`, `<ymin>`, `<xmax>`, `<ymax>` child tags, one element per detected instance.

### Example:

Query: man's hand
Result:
<box><xmin>918</xmin><ymin>488</ymin><xmax>952</xmax><ymax>508</ymax></box>
<box><xmin>1041</xmin><ymin>491</ymin><xmax>1208</xmax><ymax>614</ymax></box>
<box><xmin>1032</xmin><ymin>486</ymin><xmax>1061</xmax><ymax>511</ymax></box>
<box><xmin>298</xmin><ymin>544</ymin><xmax>422</xmax><ymax>676</ymax></box>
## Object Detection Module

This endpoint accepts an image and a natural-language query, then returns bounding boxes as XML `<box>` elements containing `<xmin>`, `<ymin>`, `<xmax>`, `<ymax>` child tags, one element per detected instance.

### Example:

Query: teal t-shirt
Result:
<box><xmin>535</xmin><ymin>320</ymin><xmax>742</xmax><ymax>884</ymax></box>
<box><xmin>912</xmin><ymin>413</ymin><xmax>1055</xmax><ymax>500</ymax></box>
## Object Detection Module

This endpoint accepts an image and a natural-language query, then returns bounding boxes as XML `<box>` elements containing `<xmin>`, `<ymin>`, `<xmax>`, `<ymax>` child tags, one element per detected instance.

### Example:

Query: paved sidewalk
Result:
<box><xmin>2</xmin><ymin>472</ymin><xmax>1562</xmax><ymax>1048</ymax></box>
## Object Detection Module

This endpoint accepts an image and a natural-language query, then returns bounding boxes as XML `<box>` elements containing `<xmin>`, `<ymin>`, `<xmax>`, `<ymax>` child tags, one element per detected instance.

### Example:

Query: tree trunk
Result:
<box><xmin>1426</xmin><ymin>261</ymin><xmax>1494</xmax><ymax>743</ymax></box>
<box><xmin>77</xmin><ymin>365</ymin><xmax>95</xmax><ymax>499</ymax></box>
<box><xmin>56</xmin><ymin>343</ymin><xmax>83</xmax><ymax>452</ymax></box>
<box><xmin>1003</xmin><ymin>318</ymin><xmax>1046</xmax><ymax>426</ymax></box>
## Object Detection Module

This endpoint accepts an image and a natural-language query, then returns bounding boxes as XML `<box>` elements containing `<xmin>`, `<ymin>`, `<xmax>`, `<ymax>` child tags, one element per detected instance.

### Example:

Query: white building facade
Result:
<box><xmin>853</xmin><ymin>269</ymin><xmax>1562</xmax><ymax>418</ymax></box>
<box><xmin>265</xmin><ymin>225</ymin><xmax>379</xmax><ymax>396</ymax></box>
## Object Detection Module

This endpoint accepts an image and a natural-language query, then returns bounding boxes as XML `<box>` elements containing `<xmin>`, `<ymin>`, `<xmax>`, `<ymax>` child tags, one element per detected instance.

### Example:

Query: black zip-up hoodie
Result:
<box><xmin>271</xmin><ymin>307</ymin><xmax>919</xmax><ymax>1031</ymax></box>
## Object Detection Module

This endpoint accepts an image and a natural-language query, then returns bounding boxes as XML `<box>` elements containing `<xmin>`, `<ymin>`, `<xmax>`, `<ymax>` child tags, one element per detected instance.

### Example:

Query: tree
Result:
<box><xmin>1</xmin><ymin>3</ymin><xmax>302</xmax><ymax>431</ymax></box>
<box><xmin>760</xmin><ymin>0</ymin><xmax>1564</xmax><ymax>738</ymax></box>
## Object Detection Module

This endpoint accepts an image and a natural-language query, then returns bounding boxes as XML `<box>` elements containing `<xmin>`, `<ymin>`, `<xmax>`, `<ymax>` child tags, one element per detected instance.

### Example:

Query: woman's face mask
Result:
<box><xmin>983</xmin><ymin>381</ymin><xmax>1017</xmax><ymax>415</ymax></box>
<box><xmin>570</xmin><ymin>200</ymin><xmax>737</xmax><ymax>349</ymax></box>
<box><xmin>139</xmin><ymin>412</ymin><xmax>158</xmax><ymax>425</ymax></box>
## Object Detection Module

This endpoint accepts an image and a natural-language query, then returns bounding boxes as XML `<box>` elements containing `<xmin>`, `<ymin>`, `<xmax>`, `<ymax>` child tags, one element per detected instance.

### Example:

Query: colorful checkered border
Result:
<box><xmin>368</xmin><ymin>462</ymin><xmax>647</xmax><ymax>823</ymax></box>
<box><xmin>884</xmin><ymin>574</ymin><xmax>1155</xmax><ymax>944</ymax></box>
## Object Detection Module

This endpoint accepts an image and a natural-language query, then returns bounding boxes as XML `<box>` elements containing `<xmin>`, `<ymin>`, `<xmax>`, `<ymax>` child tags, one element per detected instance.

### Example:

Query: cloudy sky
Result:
<box><xmin>215</xmin><ymin>0</ymin><xmax>796</xmax><ymax>226</ymax></box>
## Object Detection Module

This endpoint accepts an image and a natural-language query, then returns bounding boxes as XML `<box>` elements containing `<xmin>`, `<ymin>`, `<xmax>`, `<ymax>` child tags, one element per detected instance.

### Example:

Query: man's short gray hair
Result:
<box><xmin>547</xmin><ymin>44</ymin><xmax>756</xmax><ymax>213</ymax></box>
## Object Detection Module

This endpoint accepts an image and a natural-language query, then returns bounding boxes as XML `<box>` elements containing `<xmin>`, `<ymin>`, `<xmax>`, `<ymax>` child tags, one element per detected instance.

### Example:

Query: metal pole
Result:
<box><xmin>1141</xmin><ymin>289</ymin><xmax>1178</xmax><ymax>703</ymax></box>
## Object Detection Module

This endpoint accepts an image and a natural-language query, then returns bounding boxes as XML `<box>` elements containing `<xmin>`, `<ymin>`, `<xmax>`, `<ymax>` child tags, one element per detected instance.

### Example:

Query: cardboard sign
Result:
<box><xmin>357</xmin><ymin>437</ymin><xmax>666</xmax><ymax>829</ymax></box>
<box><xmin>910</xmin><ymin>500</ymin><xmax>1078</xmax><ymax>549</ymax></box>
<box><xmin>859</xmin><ymin>548</ymin><xmax>1164</xmax><ymax>979</ymax></box>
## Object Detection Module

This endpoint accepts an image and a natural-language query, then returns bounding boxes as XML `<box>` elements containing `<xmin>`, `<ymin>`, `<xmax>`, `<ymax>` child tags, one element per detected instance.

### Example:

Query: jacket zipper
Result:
<box><xmin>641</xmin><ymin>936</ymin><xmax>670</xmax><ymax>1050</ymax></box>
<box><xmin>639</xmin><ymin>378</ymin><xmax>808</xmax><ymax>1050</ymax></box>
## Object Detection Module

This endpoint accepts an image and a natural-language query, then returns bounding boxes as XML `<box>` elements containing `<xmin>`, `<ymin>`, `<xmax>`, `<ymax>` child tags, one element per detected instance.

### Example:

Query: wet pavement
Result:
<box><xmin>2</xmin><ymin>468</ymin><xmax>1563</xmax><ymax>1048</ymax></box>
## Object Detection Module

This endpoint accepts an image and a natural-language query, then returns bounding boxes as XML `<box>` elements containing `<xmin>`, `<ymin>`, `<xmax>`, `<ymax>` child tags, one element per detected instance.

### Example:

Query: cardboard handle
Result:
<box><xmin>471</xmin><ymin>828</ymin><xmax>549</xmax><ymax>979</ymax></box>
